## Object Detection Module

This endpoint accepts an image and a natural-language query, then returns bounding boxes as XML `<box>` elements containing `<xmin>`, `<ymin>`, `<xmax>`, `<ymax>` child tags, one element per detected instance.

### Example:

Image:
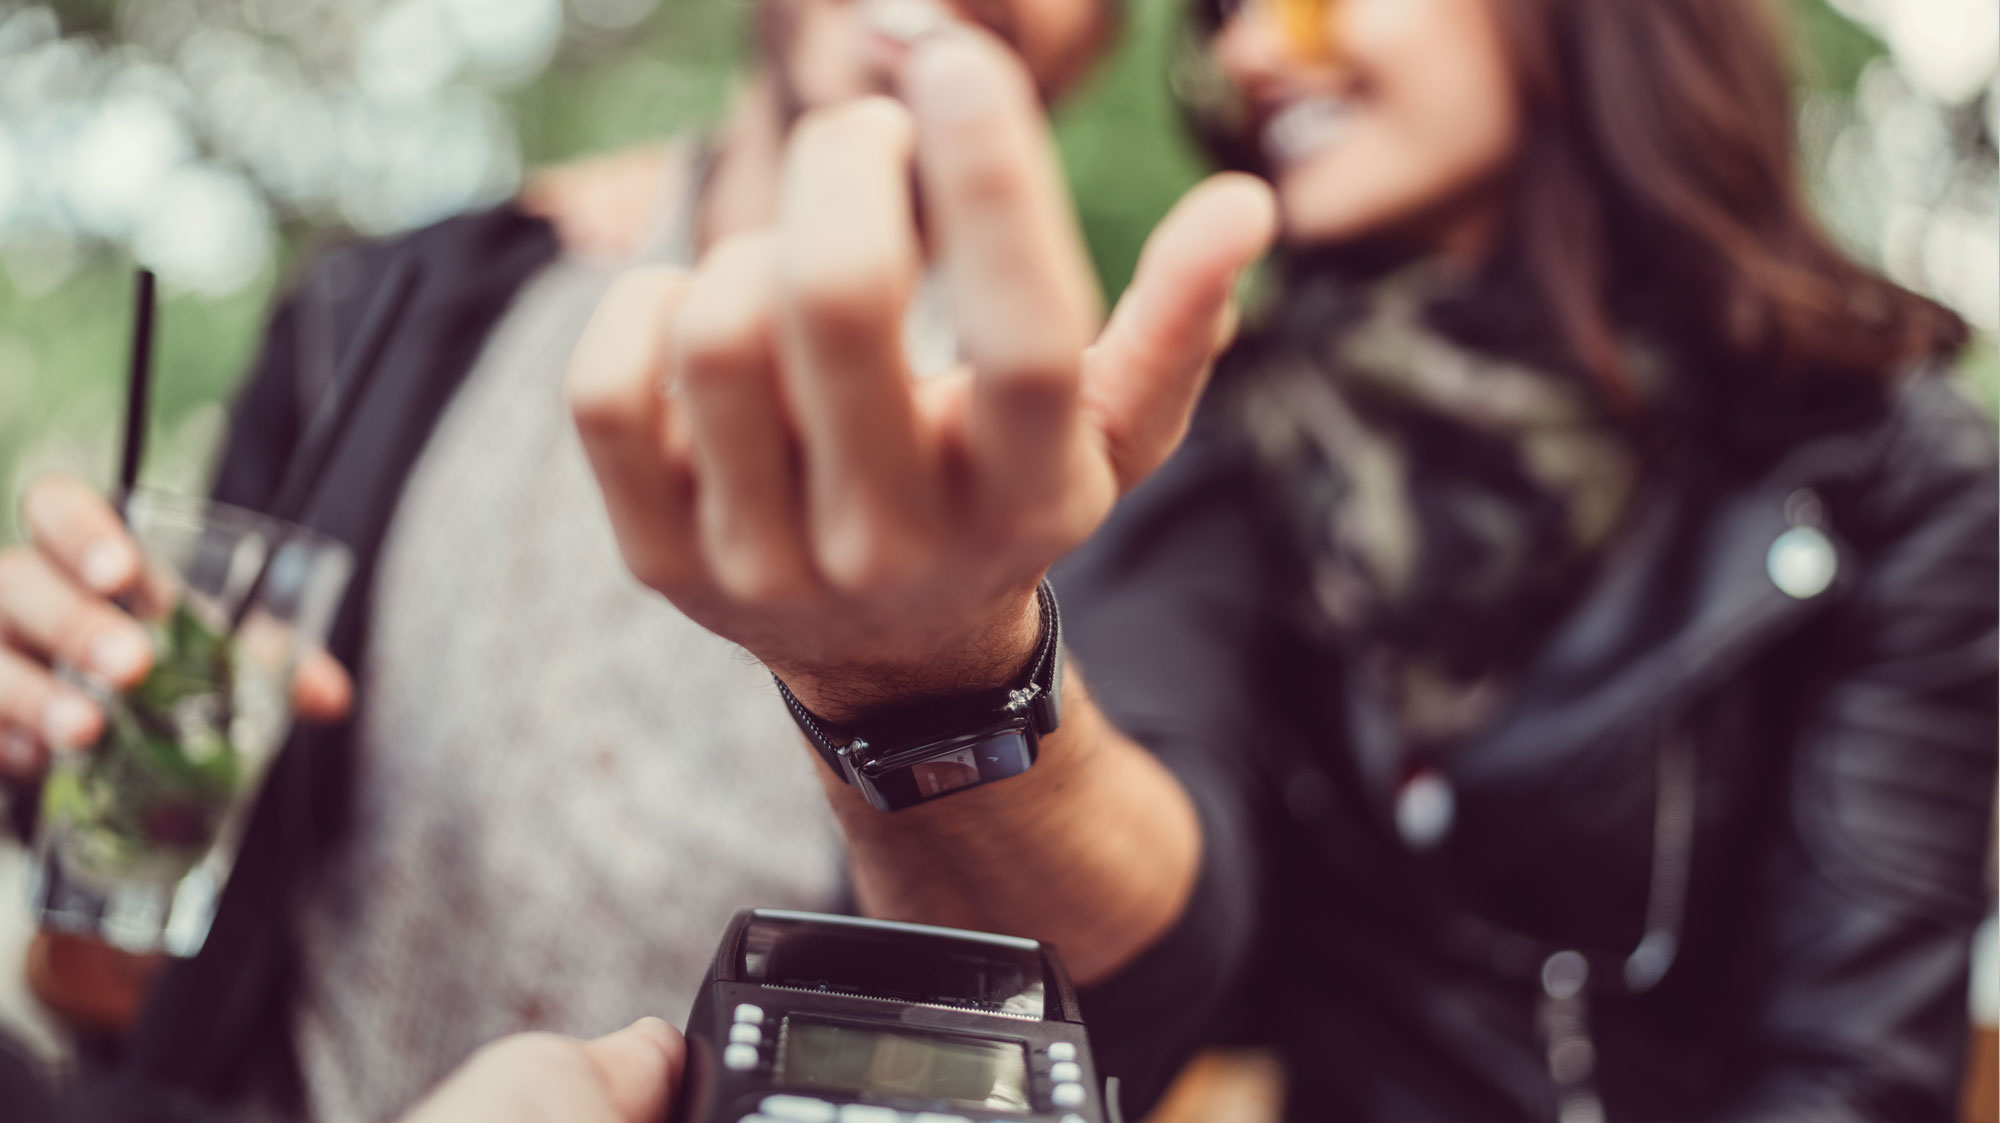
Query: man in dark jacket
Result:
<box><xmin>0</xmin><ymin>2</ymin><xmax>1281</xmax><ymax>1118</ymax></box>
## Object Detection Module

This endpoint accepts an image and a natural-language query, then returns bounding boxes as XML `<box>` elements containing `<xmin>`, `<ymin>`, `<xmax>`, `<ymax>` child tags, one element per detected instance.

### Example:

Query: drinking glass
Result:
<box><xmin>27</xmin><ymin>490</ymin><xmax>351</xmax><ymax>956</ymax></box>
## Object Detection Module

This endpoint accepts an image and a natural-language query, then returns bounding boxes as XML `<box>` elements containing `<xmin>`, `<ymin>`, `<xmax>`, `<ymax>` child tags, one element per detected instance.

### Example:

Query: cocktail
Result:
<box><xmin>28</xmin><ymin>491</ymin><xmax>350</xmax><ymax>955</ymax></box>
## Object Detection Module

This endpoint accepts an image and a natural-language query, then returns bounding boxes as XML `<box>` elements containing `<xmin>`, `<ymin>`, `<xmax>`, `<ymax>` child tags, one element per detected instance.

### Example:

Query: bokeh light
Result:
<box><xmin>0</xmin><ymin>0</ymin><xmax>1993</xmax><ymax>550</ymax></box>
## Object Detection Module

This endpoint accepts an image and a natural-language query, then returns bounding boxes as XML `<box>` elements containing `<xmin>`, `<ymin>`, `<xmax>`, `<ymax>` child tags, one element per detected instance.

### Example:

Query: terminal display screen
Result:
<box><xmin>777</xmin><ymin>1018</ymin><xmax>1031</xmax><ymax>1112</ymax></box>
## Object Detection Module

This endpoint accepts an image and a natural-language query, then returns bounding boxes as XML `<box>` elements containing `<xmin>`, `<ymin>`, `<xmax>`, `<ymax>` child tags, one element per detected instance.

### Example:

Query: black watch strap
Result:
<box><xmin>775</xmin><ymin>580</ymin><xmax>1064</xmax><ymax>795</ymax></box>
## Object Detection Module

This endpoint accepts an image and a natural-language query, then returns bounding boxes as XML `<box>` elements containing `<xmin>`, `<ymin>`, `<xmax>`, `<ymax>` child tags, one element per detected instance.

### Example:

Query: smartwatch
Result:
<box><xmin>774</xmin><ymin>581</ymin><xmax>1064</xmax><ymax>812</ymax></box>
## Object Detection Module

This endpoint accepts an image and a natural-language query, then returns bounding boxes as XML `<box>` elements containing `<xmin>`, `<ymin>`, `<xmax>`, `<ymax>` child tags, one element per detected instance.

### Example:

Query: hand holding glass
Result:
<box><xmin>29</xmin><ymin>491</ymin><xmax>350</xmax><ymax>956</ymax></box>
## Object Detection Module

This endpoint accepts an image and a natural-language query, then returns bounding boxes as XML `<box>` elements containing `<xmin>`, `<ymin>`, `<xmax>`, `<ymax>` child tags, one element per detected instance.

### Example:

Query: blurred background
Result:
<box><xmin>0</xmin><ymin>0</ymin><xmax>1995</xmax><ymax>1108</ymax></box>
<box><xmin>0</xmin><ymin>0</ymin><xmax>1995</xmax><ymax>543</ymax></box>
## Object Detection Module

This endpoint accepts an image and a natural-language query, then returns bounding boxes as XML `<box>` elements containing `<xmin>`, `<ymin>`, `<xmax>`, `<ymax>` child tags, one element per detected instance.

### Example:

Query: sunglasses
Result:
<box><xmin>1216</xmin><ymin>0</ymin><xmax>1337</xmax><ymax>59</ymax></box>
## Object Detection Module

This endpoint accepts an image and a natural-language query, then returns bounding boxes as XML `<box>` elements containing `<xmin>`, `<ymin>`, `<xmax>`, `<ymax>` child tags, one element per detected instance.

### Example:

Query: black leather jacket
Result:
<box><xmin>1056</xmin><ymin>370</ymin><xmax>1998</xmax><ymax>1122</ymax></box>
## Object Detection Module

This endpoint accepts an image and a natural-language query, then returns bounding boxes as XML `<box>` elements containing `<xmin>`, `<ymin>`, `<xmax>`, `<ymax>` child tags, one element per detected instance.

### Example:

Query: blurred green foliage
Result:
<box><xmin>0</xmin><ymin>0</ymin><xmax>1988</xmax><ymax>547</ymax></box>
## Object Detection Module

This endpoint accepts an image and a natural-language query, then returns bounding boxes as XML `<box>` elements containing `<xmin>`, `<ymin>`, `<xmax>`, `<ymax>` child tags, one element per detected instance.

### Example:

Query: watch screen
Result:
<box><xmin>778</xmin><ymin>1018</ymin><xmax>1031</xmax><ymax>1112</ymax></box>
<box><xmin>911</xmin><ymin>746</ymin><xmax>984</xmax><ymax>798</ymax></box>
<box><xmin>860</xmin><ymin>726</ymin><xmax>1036</xmax><ymax>809</ymax></box>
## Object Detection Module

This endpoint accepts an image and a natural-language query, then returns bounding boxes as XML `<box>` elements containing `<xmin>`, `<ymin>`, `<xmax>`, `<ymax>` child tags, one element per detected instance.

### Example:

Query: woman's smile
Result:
<box><xmin>1260</xmin><ymin>93</ymin><xmax>1358</xmax><ymax>171</ymax></box>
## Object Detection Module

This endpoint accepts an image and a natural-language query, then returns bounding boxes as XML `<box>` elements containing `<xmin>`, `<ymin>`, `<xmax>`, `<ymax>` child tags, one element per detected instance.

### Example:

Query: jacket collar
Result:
<box><xmin>1440</xmin><ymin>423</ymin><xmax>1881</xmax><ymax>798</ymax></box>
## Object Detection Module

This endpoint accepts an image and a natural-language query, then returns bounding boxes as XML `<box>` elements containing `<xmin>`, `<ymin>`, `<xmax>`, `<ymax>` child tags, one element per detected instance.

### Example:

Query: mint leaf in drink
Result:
<box><xmin>44</xmin><ymin>599</ymin><xmax>244</xmax><ymax>883</ymax></box>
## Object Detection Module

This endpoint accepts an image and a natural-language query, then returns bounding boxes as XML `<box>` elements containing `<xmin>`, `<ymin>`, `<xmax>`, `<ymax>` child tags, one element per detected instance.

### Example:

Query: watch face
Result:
<box><xmin>910</xmin><ymin>747</ymin><xmax>985</xmax><ymax>799</ymax></box>
<box><xmin>857</xmin><ymin>722</ymin><xmax>1038</xmax><ymax>810</ymax></box>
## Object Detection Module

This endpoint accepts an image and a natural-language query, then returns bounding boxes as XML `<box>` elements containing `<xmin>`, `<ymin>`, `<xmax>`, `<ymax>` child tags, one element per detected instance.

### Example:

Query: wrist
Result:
<box><xmin>770</xmin><ymin>585</ymin><xmax>1045</xmax><ymax>725</ymax></box>
<box><xmin>775</xmin><ymin>580</ymin><xmax>1065</xmax><ymax>812</ymax></box>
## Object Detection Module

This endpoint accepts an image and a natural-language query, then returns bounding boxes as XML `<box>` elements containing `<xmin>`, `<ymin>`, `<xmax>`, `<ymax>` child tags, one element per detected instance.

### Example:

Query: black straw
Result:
<box><xmin>118</xmin><ymin>268</ymin><xmax>157</xmax><ymax>518</ymax></box>
<box><xmin>228</xmin><ymin>256</ymin><xmax>422</xmax><ymax>633</ymax></box>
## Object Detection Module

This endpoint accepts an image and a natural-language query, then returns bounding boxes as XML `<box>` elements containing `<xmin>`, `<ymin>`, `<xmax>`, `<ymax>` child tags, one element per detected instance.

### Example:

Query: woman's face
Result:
<box><xmin>1213</xmin><ymin>0</ymin><xmax>1524</xmax><ymax>255</ymax></box>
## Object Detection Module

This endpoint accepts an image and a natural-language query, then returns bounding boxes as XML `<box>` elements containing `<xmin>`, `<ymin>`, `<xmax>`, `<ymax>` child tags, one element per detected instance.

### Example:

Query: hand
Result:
<box><xmin>567</xmin><ymin>26</ymin><xmax>1275</xmax><ymax>719</ymax></box>
<box><xmin>0</xmin><ymin>475</ymin><xmax>354</xmax><ymax>779</ymax></box>
<box><xmin>521</xmin><ymin>144</ymin><xmax>676</xmax><ymax>263</ymax></box>
<box><xmin>399</xmin><ymin>1018</ymin><xmax>686</xmax><ymax>1123</ymax></box>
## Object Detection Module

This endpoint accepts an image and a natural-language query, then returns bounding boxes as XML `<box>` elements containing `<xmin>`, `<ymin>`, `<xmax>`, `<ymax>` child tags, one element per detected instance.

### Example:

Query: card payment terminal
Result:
<box><xmin>675</xmin><ymin>910</ymin><xmax>1108</xmax><ymax>1123</ymax></box>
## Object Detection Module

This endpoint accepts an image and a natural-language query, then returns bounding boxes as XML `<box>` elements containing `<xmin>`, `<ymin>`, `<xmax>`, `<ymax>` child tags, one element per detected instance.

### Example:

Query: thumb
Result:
<box><xmin>583</xmin><ymin>1017</ymin><xmax>686</xmax><ymax>1123</ymax></box>
<box><xmin>1083</xmin><ymin>172</ymin><xmax>1276</xmax><ymax>491</ymax></box>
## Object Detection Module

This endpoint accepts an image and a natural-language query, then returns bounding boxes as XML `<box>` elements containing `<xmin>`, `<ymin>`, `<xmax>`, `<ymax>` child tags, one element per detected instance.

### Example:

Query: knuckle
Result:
<box><xmin>676</xmin><ymin>308</ymin><xmax>770</xmax><ymax>393</ymax></box>
<box><xmin>622</xmin><ymin>542</ymin><xmax>698</xmax><ymax>598</ymax></box>
<box><xmin>795</xmin><ymin>97</ymin><xmax>912</xmax><ymax>162</ymax></box>
<box><xmin>813</xmin><ymin>517</ymin><xmax>925</xmax><ymax>596</ymax></box>
<box><xmin>564</xmin><ymin>362</ymin><xmax>648</xmax><ymax>435</ymax></box>
<box><xmin>705</xmin><ymin>230</ymin><xmax>781</xmax><ymax>280</ymax></box>
<box><xmin>675</xmin><ymin>339</ymin><xmax>743</xmax><ymax>397</ymax></box>
<box><xmin>972</xmin><ymin>484</ymin><xmax>1095</xmax><ymax>561</ymax></box>
<box><xmin>564</xmin><ymin>383</ymin><xmax>613</xmax><ymax>431</ymax></box>
<box><xmin>946</xmin><ymin>148</ymin><xmax>1031</xmax><ymax>213</ymax></box>
<box><xmin>565</xmin><ymin>368</ymin><xmax>641</xmax><ymax>437</ymax></box>
<box><xmin>0</xmin><ymin>663</ymin><xmax>53</xmax><ymax>727</ymax></box>
<box><xmin>786</xmin><ymin>263</ymin><xmax>902</xmax><ymax>350</ymax></box>
<box><xmin>565</xmin><ymin>270</ymin><xmax>683</xmax><ymax>427</ymax></box>
<box><xmin>988</xmin><ymin>360</ymin><xmax>1079</xmax><ymax>415</ymax></box>
<box><xmin>51</xmin><ymin>615</ymin><xmax>104</xmax><ymax>666</ymax></box>
<box><xmin>680</xmin><ymin>251</ymin><xmax>779</xmax><ymax>385</ymax></box>
<box><xmin>708</xmin><ymin>546</ymin><xmax>811</xmax><ymax>608</ymax></box>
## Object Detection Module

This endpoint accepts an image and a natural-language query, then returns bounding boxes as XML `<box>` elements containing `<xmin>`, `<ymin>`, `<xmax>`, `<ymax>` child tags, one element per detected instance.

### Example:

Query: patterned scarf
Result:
<box><xmin>1236</xmin><ymin>262</ymin><xmax>1652</xmax><ymax>753</ymax></box>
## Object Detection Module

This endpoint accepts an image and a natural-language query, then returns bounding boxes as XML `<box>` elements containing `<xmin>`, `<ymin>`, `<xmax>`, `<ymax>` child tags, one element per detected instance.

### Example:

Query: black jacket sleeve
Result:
<box><xmin>1718</xmin><ymin>377</ymin><xmax>1998</xmax><ymax>1123</ymax></box>
<box><xmin>1051</xmin><ymin>421</ymin><xmax>1278</xmax><ymax>1117</ymax></box>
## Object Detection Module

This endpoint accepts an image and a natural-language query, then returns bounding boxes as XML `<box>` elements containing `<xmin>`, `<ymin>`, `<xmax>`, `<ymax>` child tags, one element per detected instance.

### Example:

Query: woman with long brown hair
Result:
<box><xmin>1049</xmin><ymin>0</ymin><xmax>1996</xmax><ymax>1119</ymax></box>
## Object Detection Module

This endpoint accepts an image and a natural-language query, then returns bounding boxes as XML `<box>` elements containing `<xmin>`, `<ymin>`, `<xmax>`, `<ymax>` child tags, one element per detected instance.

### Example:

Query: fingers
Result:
<box><xmin>904</xmin><ymin>28</ymin><xmax>1102</xmax><ymax>501</ymax></box>
<box><xmin>677</xmin><ymin>234</ymin><xmax>818</xmax><ymax>604</ymax></box>
<box><xmin>402</xmin><ymin>1033</ymin><xmax>594</xmax><ymax>1123</ymax></box>
<box><xmin>0</xmin><ymin>647</ymin><xmax>98</xmax><ymax>773</ymax></box>
<box><xmin>20</xmin><ymin>475</ymin><xmax>141</xmax><ymax>597</ymax></box>
<box><xmin>0</xmin><ymin>646</ymin><xmax>59</xmax><ymax>772</ymax></box>
<box><xmin>583</xmin><ymin>1018</ymin><xmax>685</xmax><ymax>1123</ymax></box>
<box><xmin>1</xmin><ymin>480</ymin><xmax>155</xmax><ymax>767</ymax></box>
<box><xmin>568</xmin><ymin>267</ymin><xmax>702</xmax><ymax>594</ymax></box>
<box><xmin>778</xmin><ymin>97</ymin><xmax>941</xmax><ymax>586</ymax></box>
<box><xmin>1083</xmin><ymin>173</ymin><xmax>1277</xmax><ymax>490</ymax></box>
<box><xmin>8</xmin><ymin>475</ymin><xmax>352</xmax><ymax>762</ymax></box>
<box><xmin>0</xmin><ymin>547</ymin><xmax>153</xmax><ymax>690</ymax></box>
<box><xmin>0</xmin><ymin>720</ymin><xmax>37</xmax><ymax>775</ymax></box>
<box><xmin>292</xmin><ymin>649</ymin><xmax>354</xmax><ymax>724</ymax></box>
<box><xmin>400</xmin><ymin>1023</ymin><xmax>683</xmax><ymax>1123</ymax></box>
